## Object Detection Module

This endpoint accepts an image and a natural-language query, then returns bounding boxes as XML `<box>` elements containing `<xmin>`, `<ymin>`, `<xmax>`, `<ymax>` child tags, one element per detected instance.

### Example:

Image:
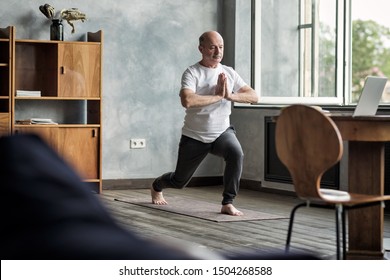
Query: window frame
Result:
<box><xmin>239</xmin><ymin>0</ymin><xmax>356</xmax><ymax>108</ymax></box>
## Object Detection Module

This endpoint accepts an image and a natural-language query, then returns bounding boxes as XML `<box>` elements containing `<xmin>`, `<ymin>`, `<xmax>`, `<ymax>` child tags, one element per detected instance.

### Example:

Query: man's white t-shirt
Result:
<box><xmin>180</xmin><ymin>62</ymin><xmax>247</xmax><ymax>143</ymax></box>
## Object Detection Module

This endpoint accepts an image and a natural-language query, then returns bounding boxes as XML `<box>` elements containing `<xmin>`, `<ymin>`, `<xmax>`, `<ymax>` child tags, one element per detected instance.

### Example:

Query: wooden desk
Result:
<box><xmin>331</xmin><ymin>115</ymin><xmax>390</xmax><ymax>259</ymax></box>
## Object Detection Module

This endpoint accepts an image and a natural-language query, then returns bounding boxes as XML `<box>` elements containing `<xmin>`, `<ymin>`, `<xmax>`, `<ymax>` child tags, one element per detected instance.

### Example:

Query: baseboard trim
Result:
<box><xmin>103</xmin><ymin>178</ymin><xmax>154</xmax><ymax>190</ymax></box>
<box><xmin>102</xmin><ymin>177</ymin><xmax>295</xmax><ymax>196</ymax></box>
<box><xmin>103</xmin><ymin>176</ymin><xmax>224</xmax><ymax>190</ymax></box>
<box><xmin>239</xmin><ymin>178</ymin><xmax>262</xmax><ymax>190</ymax></box>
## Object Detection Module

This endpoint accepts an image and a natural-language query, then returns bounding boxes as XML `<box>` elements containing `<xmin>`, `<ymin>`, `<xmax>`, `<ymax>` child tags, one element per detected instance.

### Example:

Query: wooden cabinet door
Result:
<box><xmin>0</xmin><ymin>114</ymin><xmax>10</xmax><ymax>136</ymax></box>
<box><xmin>58</xmin><ymin>43</ymin><xmax>101</xmax><ymax>98</ymax></box>
<box><xmin>14</xmin><ymin>127</ymin><xmax>99</xmax><ymax>181</ymax></box>
<box><xmin>57</xmin><ymin>127</ymin><xmax>99</xmax><ymax>180</ymax></box>
<box><xmin>14</xmin><ymin>127</ymin><xmax>59</xmax><ymax>151</ymax></box>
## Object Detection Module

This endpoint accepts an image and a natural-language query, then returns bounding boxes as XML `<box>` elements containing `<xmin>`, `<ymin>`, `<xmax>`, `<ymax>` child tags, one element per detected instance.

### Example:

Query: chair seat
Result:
<box><xmin>320</xmin><ymin>189</ymin><xmax>351</xmax><ymax>201</ymax></box>
<box><xmin>319</xmin><ymin>188</ymin><xmax>390</xmax><ymax>206</ymax></box>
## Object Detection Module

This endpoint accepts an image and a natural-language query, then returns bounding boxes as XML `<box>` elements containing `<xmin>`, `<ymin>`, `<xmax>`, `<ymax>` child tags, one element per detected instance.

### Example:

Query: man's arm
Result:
<box><xmin>225</xmin><ymin>85</ymin><xmax>258</xmax><ymax>104</ymax></box>
<box><xmin>180</xmin><ymin>74</ymin><xmax>227</xmax><ymax>108</ymax></box>
<box><xmin>180</xmin><ymin>88</ymin><xmax>223</xmax><ymax>108</ymax></box>
<box><xmin>180</xmin><ymin>73</ymin><xmax>258</xmax><ymax>108</ymax></box>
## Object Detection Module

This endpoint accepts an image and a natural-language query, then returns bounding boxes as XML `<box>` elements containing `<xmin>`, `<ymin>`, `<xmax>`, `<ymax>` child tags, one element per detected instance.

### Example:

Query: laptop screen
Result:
<box><xmin>353</xmin><ymin>76</ymin><xmax>388</xmax><ymax>117</ymax></box>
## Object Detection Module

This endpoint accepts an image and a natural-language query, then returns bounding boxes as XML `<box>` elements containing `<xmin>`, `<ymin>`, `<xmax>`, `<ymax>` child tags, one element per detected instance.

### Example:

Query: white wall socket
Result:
<box><xmin>130</xmin><ymin>138</ymin><xmax>146</xmax><ymax>149</ymax></box>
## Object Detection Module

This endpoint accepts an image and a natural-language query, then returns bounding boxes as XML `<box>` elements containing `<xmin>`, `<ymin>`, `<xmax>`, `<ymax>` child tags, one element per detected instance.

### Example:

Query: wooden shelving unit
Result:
<box><xmin>0</xmin><ymin>26</ymin><xmax>14</xmax><ymax>137</ymax></box>
<box><xmin>1</xmin><ymin>26</ymin><xmax>103</xmax><ymax>193</ymax></box>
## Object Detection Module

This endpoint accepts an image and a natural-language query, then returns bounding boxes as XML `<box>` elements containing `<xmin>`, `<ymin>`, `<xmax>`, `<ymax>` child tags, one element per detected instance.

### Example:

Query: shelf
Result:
<box><xmin>14</xmin><ymin>99</ymin><xmax>100</xmax><ymax>125</ymax></box>
<box><xmin>0</xmin><ymin>38</ymin><xmax>9</xmax><ymax>42</ymax></box>
<box><xmin>15</xmin><ymin>96</ymin><xmax>101</xmax><ymax>100</ymax></box>
<box><xmin>0</xmin><ymin>63</ymin><xmax>8</xmax><ymax>67</ymax></box>
<box><xmin>16</xmin><ymin>39</ymin><xmax>101</xmax><ymax>46</ymax></box>
<box><xmin>84</xmin><ymin>179</ymin><xmax>101</xmax><ymax>183</ymax></box>
<box><xmin>14</xmin><ymin>124</ymin><xmax>100</xmax><ymax>128</ymax></box>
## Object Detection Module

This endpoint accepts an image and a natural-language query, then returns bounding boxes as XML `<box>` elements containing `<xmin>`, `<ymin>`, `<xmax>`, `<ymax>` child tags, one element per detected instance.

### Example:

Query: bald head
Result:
<box><xmin>199</xmin><ymin>31</ymin><xmax>224</xmax><ymax>47</ymax></box>
<box><xmin>198</xmin><ymin>31</ymin><xmax>224</xmax><ymax>68</ymax></box>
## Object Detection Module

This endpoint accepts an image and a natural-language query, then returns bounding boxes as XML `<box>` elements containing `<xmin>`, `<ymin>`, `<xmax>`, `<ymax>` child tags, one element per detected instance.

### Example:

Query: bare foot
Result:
<box><xmin>221</xmin><ymin>204</ymin><xmax>244</xmax><ymax>216</ymax></box>
<box><xmin>151</xmin><ymin>187</ymin><xmax>168</xmax><ymax>205</ymax></box>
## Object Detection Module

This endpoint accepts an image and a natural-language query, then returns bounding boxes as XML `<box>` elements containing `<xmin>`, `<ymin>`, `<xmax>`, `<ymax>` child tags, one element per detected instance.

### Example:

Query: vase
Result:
<box><xmin>50</xmin><ymin>19</ymin><xmax>64</xmax><ymax>41</ymax></box>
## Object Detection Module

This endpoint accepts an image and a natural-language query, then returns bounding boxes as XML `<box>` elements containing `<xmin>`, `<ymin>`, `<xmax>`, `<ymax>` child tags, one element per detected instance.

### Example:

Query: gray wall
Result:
<box><xmin>1</xmin><ymin>0</ymin><xmax>267</xmax><ymax>185</ymax></box>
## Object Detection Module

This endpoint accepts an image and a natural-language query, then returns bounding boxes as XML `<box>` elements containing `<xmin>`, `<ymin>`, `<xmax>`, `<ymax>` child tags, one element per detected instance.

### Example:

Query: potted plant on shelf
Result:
<box><xmin>39</xmin><ymin>3</ymin><xmax>87</xmax><ymax>40</ymax></box>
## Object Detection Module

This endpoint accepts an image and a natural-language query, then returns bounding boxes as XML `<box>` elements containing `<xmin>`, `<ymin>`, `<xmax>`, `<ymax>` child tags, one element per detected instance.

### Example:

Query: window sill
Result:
<box><xmin>234</xmin><ymin>103</ymin><xmax>390</xmax><ymax>113</ymax></box>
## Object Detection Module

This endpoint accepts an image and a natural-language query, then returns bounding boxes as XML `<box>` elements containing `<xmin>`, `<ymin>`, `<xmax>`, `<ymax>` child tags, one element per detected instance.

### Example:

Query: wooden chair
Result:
<box><xmin>275</xmin><ymin>104</ymin><xmax>390</xmax><ymax>259</ymax></box>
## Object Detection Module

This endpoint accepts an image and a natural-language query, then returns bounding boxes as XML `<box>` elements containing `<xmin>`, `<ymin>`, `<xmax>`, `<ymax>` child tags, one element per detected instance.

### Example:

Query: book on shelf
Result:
<box><xmin>16</xmin><ymin>118</ymin><xmax>58</xmax><ymax>125</ymax></box>
<box><xmin>31</xmin><ymin>118</ymin><xmax>58</xmax><ymax>124</ymax></box>
<box><xmin>16</xmin><ymin>90</ymin><xmax>41</xmax><ymax>97</ymax></box>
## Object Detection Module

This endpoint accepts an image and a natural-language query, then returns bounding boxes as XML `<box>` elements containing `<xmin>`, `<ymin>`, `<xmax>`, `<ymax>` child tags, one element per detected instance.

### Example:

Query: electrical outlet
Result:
<box><xmin>130</xmin><ymin>138</ymin><xmax>146</xmax><ymax>149</ymax></box>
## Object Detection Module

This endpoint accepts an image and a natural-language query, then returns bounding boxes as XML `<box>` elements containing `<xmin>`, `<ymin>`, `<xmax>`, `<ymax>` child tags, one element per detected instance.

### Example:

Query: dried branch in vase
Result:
<box><xmin>39</xmin><ymin>3</ymin><xmax>87</xmax><ymax>33</ymax></box>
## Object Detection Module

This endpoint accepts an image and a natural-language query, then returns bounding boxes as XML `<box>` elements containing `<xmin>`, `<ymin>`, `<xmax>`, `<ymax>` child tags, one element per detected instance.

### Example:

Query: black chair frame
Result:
<box><xmin>285</xmin><ymin>200</ymin><xmax>385</xmax><ymax>260</ymax></box>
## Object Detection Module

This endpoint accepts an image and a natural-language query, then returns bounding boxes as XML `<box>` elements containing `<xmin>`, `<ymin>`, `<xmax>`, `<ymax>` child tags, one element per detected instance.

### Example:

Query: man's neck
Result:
<box><xmin>199</xmin><ymin>60</ymin><xmax>219</xmax><ymax>68</ymax></box>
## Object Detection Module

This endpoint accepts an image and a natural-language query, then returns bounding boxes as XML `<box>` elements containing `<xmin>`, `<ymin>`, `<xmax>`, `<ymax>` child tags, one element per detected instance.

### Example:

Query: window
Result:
<box><xmin>350</xmin><ymin>0</ymin><xmax>390</xmax><ymax>103</ymax></box>
<box><xmin>299</xmin><ymin>0</ymin><xmax>338</xmax><ymax>99</ymax></box>
<box><xmin>252</xmin><ymin>0</ymin><xmax>390</xmax><ymax>106</ymax></box>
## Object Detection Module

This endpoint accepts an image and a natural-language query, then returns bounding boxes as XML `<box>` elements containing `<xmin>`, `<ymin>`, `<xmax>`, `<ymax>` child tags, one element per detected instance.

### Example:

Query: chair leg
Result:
<box><xmin>285</xmin><ymin>202</ymin><xmax>306</xmax><ymax>253</ymax></box>
<box><xmin>335</xmin><ymin>206</ymin><xmax>341</xmax><ymax>260</ymax></box>
<box><xmin>342</xmin><ymin>208</ymin><xmax>347</xmax><ymax>260</ymax></box>
<box><xmin>335</xmin><ymin>205</ymin><xmax>346</xmax><ymax>260</ymax></box>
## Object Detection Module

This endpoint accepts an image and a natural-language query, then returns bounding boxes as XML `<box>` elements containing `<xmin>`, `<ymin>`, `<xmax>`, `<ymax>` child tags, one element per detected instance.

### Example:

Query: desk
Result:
<box><xmin>331</xmin><ymin>115</ymin><xmax>390</xmax><ymax>259</ymax></box>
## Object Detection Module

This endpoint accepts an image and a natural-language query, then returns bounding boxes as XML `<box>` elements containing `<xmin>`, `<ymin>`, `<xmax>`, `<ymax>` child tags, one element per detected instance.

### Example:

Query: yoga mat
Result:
<box><xmin>114</xmin><ymin>194</ymin><xmax>287</xmax><ymax>223</ymax></box>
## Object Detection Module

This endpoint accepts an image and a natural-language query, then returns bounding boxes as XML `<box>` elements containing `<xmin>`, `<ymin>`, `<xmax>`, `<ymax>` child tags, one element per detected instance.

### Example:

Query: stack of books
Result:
<box><xmin>16</xmin><ymin>118</ymin><xmax>58</xmax><ymax>125</ymax></box>
<box><xmin>30</xmin><ymin>118</ymin><xmax>58</xmax><ymax>124</ymax></box>
<box><xmin>16</xmin><ymin>90</ymin><xmax>41</xmax><ymax>97</ymax></box>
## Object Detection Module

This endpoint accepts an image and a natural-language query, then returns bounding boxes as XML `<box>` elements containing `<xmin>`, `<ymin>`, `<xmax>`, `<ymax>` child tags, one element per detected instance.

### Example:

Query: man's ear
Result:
<box><xmin>198</xmin><ymin>45</ymin><xmax>203</xmax><ymax>53</ymax></box>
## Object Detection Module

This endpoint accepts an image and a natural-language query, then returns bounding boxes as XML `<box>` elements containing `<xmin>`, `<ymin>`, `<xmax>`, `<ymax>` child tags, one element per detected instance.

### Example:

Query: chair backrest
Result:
<box><xmin>275</xmin><ymin>105</ymin><xmax>343</xmax><ymax>199</ymax></box>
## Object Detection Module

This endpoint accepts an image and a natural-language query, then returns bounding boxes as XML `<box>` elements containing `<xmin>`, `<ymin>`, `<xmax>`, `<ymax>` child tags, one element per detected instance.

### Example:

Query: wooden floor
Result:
<box><xmin>99</xmin><ymin>186</ymin><xmax>390</xmax><ymax>260</ymax></box>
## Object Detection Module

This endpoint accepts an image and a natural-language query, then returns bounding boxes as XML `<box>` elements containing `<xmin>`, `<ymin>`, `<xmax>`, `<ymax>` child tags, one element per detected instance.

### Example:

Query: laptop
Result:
<box><xmin>352</xmin><ymin>76</ymin><xmax>388</xmax><ymax>117</ymax></box>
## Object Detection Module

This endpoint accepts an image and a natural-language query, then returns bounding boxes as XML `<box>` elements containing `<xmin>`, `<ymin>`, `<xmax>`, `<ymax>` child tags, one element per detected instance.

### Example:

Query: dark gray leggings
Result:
<box><xmin>154</xmin><ymin>126</ymin><xmax>244</xmax><ymax>205</ymax></box>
